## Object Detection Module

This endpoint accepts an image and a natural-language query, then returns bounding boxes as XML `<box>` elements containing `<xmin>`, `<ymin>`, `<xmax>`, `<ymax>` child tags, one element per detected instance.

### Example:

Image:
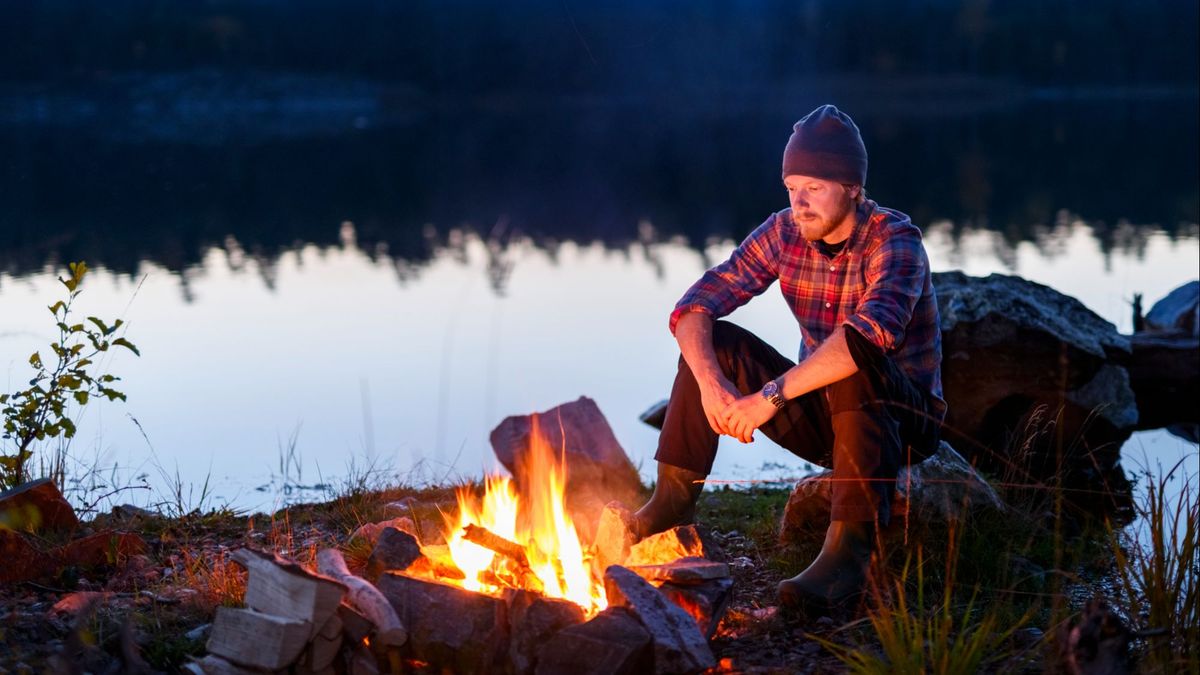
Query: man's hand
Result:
<box><xmin>699</xmin><ymin>377</ymin><xmax>741</xmax><ymax>436</ymax></box>
<box><xmin>721</xmin><ymin>392</ymin><xmax>779</xmax><ymax>443</ymax></box>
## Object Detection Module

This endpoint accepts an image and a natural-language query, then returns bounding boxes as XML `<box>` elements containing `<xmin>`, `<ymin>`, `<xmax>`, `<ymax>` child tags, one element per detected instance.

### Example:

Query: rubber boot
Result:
<box><xmin>777</xmin><ymin>520</ymin><xmax>876</xmax><ymax>614</ymax></box>
<box><xmin>631</xmin><ymin>462</ymin><xmax>706</xmax><ymax>539</ymax></box>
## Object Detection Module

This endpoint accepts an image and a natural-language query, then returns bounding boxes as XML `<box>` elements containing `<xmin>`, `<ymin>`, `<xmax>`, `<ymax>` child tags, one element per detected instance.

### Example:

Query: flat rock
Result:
<box><xmin>657</xmin><ymin>577</ymin><xmax>734</xmax><ymax>640</ymax></box>
<box><xmin>0</xmin><ymin>529</ymin><xmax>42</xmax><ymax>583</ymax></box>
<box><xmin>490</xmin><ymin>397</ymin><xmax>643</xmax><ymax>540</ymax></box>
<box><xmin>604</xmin><ymin>565</ymin><xmax>716</xmax><ymax>674</ymax></box>
<box><xmin>504</xmin><ymin>589</ymin><xmax>586</xmax><ymax>675</ymax></box>
<box><xmin>535</xmin><ymin>607</ymin><xmax>653</xmax><ymax>675</ymax></box>
<box><xmin>350</xmin><ymin>517</ymin><xmax>417</xmax><ymax>545</ymax></box>
<box><xmin>780</xmin><ymin>442</ymin><xmax>1003</xmax><ymax>542</ymax></box>
<box><xmin>365</xmin><ymin>527</ymin><xmax>422</xmax><ymax>581</ymax></box>
<box><xmin>626</xmin><ymin>557</ymin><xmax>729</xmax><ymax>584</ymax></box>
<box><xmin>626</xmin><ymin>525</ymin><xmax>724</xmax><ymax>566</ymax></box>
<box><xmin>592</xmin><ymin>501</ymin><xmax>637</xmax><ymax>572</ymax></box>
<box><xmin>376</xmin><ymin>572</ymin><xmax>508</xmax><ymax>674</ymax></box>
<box><xmin>58</xmin><ymin>530</ymin><xmax>148</xmax><ymax>569</ymax></box>
<box><xmin>0</xmin><ymin>478</ymin><xmax>78</xmax><ymax>533</ymax></box>
<box><xmin>1144</xmin><ymin>280</ymin><xmax>1199</xmax><ymax>334</ymax></box>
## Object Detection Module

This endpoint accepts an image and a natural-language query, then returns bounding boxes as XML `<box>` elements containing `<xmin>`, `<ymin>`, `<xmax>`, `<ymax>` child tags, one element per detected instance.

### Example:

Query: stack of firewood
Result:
<box><xmin>185</xmin><ymin>549</ymin><xmax>406</xmax><ymax>675</ymax></box>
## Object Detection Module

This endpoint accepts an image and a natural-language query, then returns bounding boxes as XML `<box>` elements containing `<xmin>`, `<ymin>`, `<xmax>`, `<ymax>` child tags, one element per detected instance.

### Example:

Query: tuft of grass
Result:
<box><xmin>818</xmin><ymin>544</ymin><xmax>1032</xmax><ymax>674</ymax></box>
<box><xmin>179</xmin><ymin>546</ymin><xmax>247</xmax><ymax>611</ymax></box>
<box><xmin>1108</xmin><ymin>460</ymin><xmax>1199</xmax><ymax>673</ymax></box>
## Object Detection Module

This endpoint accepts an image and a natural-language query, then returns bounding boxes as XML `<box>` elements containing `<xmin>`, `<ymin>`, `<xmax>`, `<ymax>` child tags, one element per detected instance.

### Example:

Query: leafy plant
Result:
<box><xmin>0</xmin><ymin>262</ymin><xmax>139</xmax><ymax>488</ymax></box>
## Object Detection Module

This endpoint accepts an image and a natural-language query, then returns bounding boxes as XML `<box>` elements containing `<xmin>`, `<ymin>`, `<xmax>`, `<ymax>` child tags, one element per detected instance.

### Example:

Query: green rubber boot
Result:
<box><xmin>777</xmin><ymin>520</ymin><xmax>876</xmax><ymax>614</ymax></box>
<box><xmin>632</xmin><ymin>462</ymin><xmax>706</xmax><ymax>539</ymax></box>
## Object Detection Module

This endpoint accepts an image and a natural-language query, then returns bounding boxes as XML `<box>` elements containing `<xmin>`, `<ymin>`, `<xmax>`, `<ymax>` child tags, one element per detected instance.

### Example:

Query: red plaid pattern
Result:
<box><xmin>670</xmin><ymin>200</ymin><xmax>945</xmax><ymax>418</ymax></box>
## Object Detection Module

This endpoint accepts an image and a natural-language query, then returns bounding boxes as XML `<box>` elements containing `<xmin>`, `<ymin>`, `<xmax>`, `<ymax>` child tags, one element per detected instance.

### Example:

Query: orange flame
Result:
<box><xmin>442</xmin><ymin>417</ymin><xmax>608</xmax><ymax>615</ymax></box>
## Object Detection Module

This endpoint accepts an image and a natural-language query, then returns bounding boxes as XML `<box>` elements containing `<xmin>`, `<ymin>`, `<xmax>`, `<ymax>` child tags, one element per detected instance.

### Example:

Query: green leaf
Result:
<box><xmin>48</xmin><ymin>301</ymin><xmax>65</xmax><ymax>315</ymax></box>
<box><xmin>60</xmin><ymin>418</ymin><xmax>76</xmax><ymax>438</ymax></box>
<box><xmin>73</xmin><ymin>391</ymin><xmax>89</xmax><ymax>405</ymax></box>
<box><xmin>112</xmin><ymin>338</ymin><xmax>140</xmax><ymax>356</ymax></box>
<box><xmin>61</xmin><ymin>277</ymin><xmax>77</xmax><ymax>292</ymax></box>
<box><xmin>87</xmin><ymin>317</ymin><xmax>109</xmax><ymax>334</ymax></box>
<box><xmin>28</xmin><ymin>352</ymin><xmax>41</xmax><ymax>368</ymax></box>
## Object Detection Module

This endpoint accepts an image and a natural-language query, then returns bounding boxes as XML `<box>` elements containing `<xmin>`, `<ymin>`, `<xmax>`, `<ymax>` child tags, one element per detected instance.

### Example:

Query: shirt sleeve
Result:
<box><xmin>669</xmin><ymin>213</ymin><xmax>782</xmax><ymax>334</ymax></box>
<box><xmin>843</xmin><ymin>223</ymin><xmax>928</xmax><ymax>353</ymax></box>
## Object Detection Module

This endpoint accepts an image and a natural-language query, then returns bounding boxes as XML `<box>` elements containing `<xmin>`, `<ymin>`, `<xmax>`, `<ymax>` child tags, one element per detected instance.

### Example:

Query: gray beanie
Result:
<box><xmin>781</xmin><ymin>104</ymin><xmax>868</xmax><ymax>186</ymax></box>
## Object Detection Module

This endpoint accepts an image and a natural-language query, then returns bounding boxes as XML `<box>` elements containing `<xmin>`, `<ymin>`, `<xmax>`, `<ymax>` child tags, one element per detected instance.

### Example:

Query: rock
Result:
<box><xmin>405</xmin><ymin>544</ymin><xmax>465</xmax><ymax>580</ymax></box>
<box><xmin>1144</xmin><ymin>280</ymin><xmax>1199</xmax><ymax>334</ymax></box>
<box><xmin>0</xmin><ymin>529</ymin><xmax>42</xmax><ymax>583</ymax></box>
<box><xmin>504</xmin><ymin>589</ymin><xmax>586</xmax><ymax>675</ymax></box>
<box><xmin>111</xmin><ymin>504</ymin><xmax>160</xmax><ymax>521</ymax></box>
<box><xmin>0</xmin><ymin>478</ymin><xmax>78</xmax><ymax>533</ymax></box>
<box><xmin>376</xmin><ymin>572</ymin><xmax>508</xmax><ymax>674</ymax></box>
<box><xmin>933</xmin><ymin>272</ymin><xmax>1136</xmax><ymax>508</ymax></box>
<box><xmin>185</xmin><ymin>624</ymin><xmax>212</xmax><ymax>642</ymax></box>
<box><xmin>51</xmin><ymin>591</ymin><xmax>113</xmax><ymax>616</ymax></box>
<box><xmin>603</xmin><ymin>565</ymin><xmax>716</xmax><ymax>674</ymax></box>
<box><xmin>639</xmin><ymin>400</ymin><xmax>669</xmax><ymax>430</ymax></box>
<box><xmin>535</xmin><ymin>607</ymin><xmax>653</xmax><ymax>675</ymax></box>
<box><xmin>490</xmin><ymin>397</ymin><xmax>644</xmax><ymax>540</ymax></box>
<box><xmin>592</xmin><ymin>502</ymin><xmax>638</xmax><ymax>572</ymax></box>
<box><xmin>1129</xmin><ymin>331</ymin><xmax>1200</xmax><ymax>430</ymax></box>
<box><xmin>893</xmin><ymin>441</ymin><xmax>1004</xmax><ymax>522</ymax></box>
<box><xmin>626</xmin><ymin>557</ymin><xmax>730</xmax><ymax>584</ymax></box>
<box><xmin>1061</xmin><ymin>598</ymin><xmax>1131</xmax><ymax>675</ymax></box>
<box><xmin>365</xmin><ymin>527</ymin><xmax>422</xmax><ymax>581</ymax></box>
<box><xmin>626</xmin><ymin>525</ymin><xmax>725</xmax><ymax>566</ymax></box>
<box><xmin>780</xmin><ymin>442</ymin><xmax>1002</xmax><ymax>543</ymax></box>
<box><xmin>58</xmin><ymin>531</ymin><xmax>148</xmax><ymax>569</ymax></box>
<box><xmin>350</xmin><ymin>517</ymin><xmax>417</xmax><ymax>545</ymax></box>
<box><xmin>657</xmin><ymin>577</ymin><xmax>734</xmax><ymax>640</ymax></box>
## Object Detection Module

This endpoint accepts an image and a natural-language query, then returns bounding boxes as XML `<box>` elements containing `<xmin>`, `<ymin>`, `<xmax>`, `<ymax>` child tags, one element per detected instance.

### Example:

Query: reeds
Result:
<box><xmin>1108</xmin><ymin>459</ymin><xmax>1199</xmax><ymax>673</ymax></box>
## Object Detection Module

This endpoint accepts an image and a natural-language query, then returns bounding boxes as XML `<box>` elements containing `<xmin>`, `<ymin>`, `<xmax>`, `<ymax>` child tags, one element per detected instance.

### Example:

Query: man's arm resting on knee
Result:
<box><xmin>674</xmin><ymin>311</ymin><xmax>741</xmax><ymax>436</ymax></box>
<box><xmin>721</xmin><ymin>327</ymin><xmax>860</xmax><ymax>441</ymax></box>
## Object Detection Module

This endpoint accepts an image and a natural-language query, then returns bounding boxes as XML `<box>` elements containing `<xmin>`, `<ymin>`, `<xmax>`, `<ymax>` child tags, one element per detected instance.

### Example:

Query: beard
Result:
<box><xmin>795</xmin><ymin>196</ymin><xmax>856</xmax><ymax>242</ymax></box>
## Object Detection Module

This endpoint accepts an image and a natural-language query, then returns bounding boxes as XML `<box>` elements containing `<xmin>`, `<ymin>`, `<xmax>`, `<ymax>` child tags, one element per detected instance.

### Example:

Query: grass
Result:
<box><xmin>1108</xmin><ymin>459</ymin><xmax>1199</xmax><ymax>674</ymax></box>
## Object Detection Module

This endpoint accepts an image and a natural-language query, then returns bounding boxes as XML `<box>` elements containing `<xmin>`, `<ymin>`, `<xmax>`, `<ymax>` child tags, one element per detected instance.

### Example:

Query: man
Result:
<box><xmin>633</xmin><ymin>104</ymin><xmax>944</xmax><ymax>612</ymax></box>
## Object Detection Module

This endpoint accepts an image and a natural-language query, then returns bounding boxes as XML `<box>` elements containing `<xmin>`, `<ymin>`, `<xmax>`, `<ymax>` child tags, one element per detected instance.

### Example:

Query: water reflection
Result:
<box><xmin>0</xmin><ymin>227</ymin><xmax>1195</xmax><ymax>515</ymax></box>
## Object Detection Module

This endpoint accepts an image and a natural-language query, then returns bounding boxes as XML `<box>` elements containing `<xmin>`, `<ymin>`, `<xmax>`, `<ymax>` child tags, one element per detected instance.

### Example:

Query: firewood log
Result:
<box><xmin>315</xmin><ymin>548</ymin><xmax>407</xmax><ymax>648</ymax></box>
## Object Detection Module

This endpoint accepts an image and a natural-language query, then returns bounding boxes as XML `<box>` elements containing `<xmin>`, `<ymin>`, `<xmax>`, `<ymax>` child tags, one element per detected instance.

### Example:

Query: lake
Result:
<box><xmin>1</xmin><ymin>81</ymin><xmax>1196</xmax><ymax>516</ymax></box>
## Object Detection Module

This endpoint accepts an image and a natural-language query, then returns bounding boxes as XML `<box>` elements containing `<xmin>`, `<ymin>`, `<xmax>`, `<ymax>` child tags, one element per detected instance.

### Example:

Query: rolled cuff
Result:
<box><xmin>843</xmin><ymin>313</ymin><xmax>899</xmax><ymax>354</ymax></box>
<box><xmin>668</xmin><ymin>305</ymin><xmax>715</xmax><ymax>336</ymax></box>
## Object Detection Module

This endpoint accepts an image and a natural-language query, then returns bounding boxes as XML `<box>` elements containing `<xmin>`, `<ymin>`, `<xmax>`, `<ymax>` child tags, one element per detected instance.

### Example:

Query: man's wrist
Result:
<box><xmin>760</xmin><ymin>379</ymin><xmax>786</xmax><ymax>409</ymax></box>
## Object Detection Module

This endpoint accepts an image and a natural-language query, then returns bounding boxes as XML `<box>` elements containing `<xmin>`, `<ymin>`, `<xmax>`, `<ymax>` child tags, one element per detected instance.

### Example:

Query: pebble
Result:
<box><xmin>185</xmin><ymin>623</ymin><xmax>211</xmax><ymax>641</ymax></box>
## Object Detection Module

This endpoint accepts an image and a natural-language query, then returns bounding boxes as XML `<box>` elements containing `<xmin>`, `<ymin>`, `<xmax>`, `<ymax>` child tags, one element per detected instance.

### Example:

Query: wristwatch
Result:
<box><xmin>761</xmin><ymin>379</ymin><xmax>786</xmax><ymax>409</ymax></box>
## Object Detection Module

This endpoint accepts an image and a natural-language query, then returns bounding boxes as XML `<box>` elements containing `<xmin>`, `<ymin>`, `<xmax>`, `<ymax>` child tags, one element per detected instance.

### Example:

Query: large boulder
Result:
<box><xmin>1144</xmin><ymin>280</ymin><xmax>1199</xmax><ymax>334</ymax></box>
<box><xmin>491</xmin><ymin>397</ymin><xmax>644</xmax><ymax>541</ymax></box>
<box><xmin>0</xmin><ymin>478</ymin><xmax>79</xmax><ymax>533</ymax></box>
<box><xmin>933</xmin><ymin>272</ymin><xmax>1136</xmax><ymax>510</ymax></box>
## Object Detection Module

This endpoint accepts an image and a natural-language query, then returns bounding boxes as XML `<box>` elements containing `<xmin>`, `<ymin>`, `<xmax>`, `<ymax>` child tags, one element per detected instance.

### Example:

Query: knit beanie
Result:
<box><xmin>781</xmin><ymin>104</ymin><xmax>868</xmax><ymax>186</ymax></box>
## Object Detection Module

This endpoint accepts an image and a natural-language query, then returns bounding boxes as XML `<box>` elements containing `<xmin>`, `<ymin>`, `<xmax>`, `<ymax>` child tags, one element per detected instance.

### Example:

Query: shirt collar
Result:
<box><xmin>804</xmin><ymin>198</ymin><xmax>876</xmax><ymax>258</ymax></box>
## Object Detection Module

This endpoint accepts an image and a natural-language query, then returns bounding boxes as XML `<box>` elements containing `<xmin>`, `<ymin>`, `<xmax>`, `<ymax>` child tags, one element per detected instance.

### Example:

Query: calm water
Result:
<box><xmin>1</xmin><ymin>67</ymin><xmax>1197</xmax><ymax>515</ymax></box>
<box><xmin>1</xmin><ymin>220</ymin><xmax>1195</xmax><ymax>515</ymax></box>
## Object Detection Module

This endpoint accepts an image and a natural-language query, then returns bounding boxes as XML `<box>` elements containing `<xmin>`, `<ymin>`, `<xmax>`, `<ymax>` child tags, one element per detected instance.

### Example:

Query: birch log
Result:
<box><xmin>315</xmin><ymin>548</ymin><xmax>407</xmax><ymax>647</ymax></box>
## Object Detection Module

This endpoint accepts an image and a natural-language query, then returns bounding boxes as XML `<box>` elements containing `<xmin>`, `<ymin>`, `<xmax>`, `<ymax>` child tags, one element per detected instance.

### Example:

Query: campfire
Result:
<box><xmin>194</xmin><ymin>403</ymin><xmax>731</xmax><ymax>675</ymax></box>
<box><xmin>439</xmin><ymin>419</ymin><xmax>607</xmax><ymax>615</ymax></box>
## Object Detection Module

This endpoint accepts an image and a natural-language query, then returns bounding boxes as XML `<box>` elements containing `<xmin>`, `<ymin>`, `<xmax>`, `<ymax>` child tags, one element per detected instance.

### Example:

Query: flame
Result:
<box><xmin>441</xmin><ymin>417</ymin><xmax>608</xmax><ymax>615</ymax></box>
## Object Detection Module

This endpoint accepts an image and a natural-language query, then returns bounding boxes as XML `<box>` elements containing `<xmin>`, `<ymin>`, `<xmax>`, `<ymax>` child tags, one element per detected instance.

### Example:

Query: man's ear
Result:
<box><xmin>845</xmin><ymin>184</ymin><xmax>861</xmax><ymax>199</ymax></box>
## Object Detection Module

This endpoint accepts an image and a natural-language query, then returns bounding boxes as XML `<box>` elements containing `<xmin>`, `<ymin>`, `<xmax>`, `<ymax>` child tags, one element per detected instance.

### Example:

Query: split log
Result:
<box><xmin>461</xmin><ymin>524</ymin><xmax>544</xmax><ymax>592</ymax></box>
<box><xmin>315</xmin><ymin>548</ymin><xmax>407</xmax><ymax>648</ymax></box>
<box><xmin>462</xmin><ymin>524</ymin><xmax>529</xmax><ymax>567</ymax></box>
<box><xmin>207</xmin><ymin>607</ymin><xmax>309</xmax><ymax>671</ymax></box>
<box><xmin>230</xmin><ymin>548</ymin><xmax>346</xmax><ymax>640</ymax></box>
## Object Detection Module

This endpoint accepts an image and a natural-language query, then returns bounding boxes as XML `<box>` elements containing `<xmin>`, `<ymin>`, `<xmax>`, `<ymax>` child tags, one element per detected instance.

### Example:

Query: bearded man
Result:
<box><xmin>633</xmin><ymin>104</ymin><xmax>944</xmax><ymax>612</ymax></box>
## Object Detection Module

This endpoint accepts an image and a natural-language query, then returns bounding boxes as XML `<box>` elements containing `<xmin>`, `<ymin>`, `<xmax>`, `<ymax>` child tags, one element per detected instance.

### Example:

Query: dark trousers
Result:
<box><xmin>655</xmin><ymin>321</ymin><xmax>940</xmax><ymax>525</ymax></box>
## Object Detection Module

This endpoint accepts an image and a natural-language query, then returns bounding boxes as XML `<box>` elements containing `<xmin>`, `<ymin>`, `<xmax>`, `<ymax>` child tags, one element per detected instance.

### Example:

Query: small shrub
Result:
<box><xmin>0</xmin><ymin>262</ymin><xmax>139</xmax><ymax>489</ymax></box>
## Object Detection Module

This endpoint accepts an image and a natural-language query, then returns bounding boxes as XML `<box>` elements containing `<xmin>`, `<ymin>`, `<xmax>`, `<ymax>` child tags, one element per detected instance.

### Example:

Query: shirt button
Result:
<box><xmin>825</xmin><ymin>302</ymin><xmax>832</xmax><ymax>308</ymax></box>
<box><xmin>830</xmin><ymin>266</ymin><xmax>836</xmax><ymax>271</ymax></box>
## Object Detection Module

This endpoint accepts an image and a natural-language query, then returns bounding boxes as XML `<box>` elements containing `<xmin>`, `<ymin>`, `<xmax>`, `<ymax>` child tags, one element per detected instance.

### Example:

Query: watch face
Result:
<box><xmin>763</xmin><ymin>381</ymin><xmax>778</xmax><ymax>397</ymax></box>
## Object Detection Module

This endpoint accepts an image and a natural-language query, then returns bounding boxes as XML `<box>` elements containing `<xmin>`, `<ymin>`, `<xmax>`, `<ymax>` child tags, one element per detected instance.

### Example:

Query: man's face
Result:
<box><xmin>783</xmin><ymin>175</ymin><xmax>857</xmax><ymax>243</ymax></box>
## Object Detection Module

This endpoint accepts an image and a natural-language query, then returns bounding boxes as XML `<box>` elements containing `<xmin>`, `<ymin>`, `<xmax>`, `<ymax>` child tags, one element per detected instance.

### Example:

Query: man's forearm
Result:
<box><xmin>674</xmin><ymin>311</ymin><xmax>725</xmax><ymax>387</ymax></box>
<box><xmin>775</xmin><ymin>326</ymin><xmax>859</xmax><ymax>401</ymax></box>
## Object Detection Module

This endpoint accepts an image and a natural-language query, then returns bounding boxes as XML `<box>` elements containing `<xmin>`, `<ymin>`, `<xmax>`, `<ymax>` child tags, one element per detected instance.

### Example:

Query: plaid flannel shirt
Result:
<box><xmin>670</xmin><ymin>199</ymin><xmax>945</xmax><ymax>419</ymax></box>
